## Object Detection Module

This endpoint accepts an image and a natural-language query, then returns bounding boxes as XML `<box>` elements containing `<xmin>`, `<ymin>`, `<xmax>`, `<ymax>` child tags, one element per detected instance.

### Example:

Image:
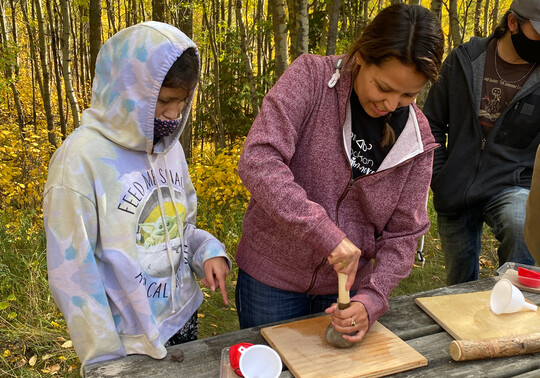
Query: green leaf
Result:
<box><xmin>7</xmin><ymin>312</ymin><xmax>17</xmax><ymax>319</ymax></box>
<box><xmin>7</xmin><ymin>294</ymin><xmax>16</xmax><ymax>301</ymax></box>
<box><xmin>0</xmin><ymin>302</ymin><xmax>8</xmax><ymax>310</ymax></box>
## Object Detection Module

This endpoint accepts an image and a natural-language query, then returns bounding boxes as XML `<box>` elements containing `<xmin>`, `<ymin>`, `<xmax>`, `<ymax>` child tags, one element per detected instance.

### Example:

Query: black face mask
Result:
<box><xmin>153</xmin><ymin>118</ymin><xmax>180</xmax><ymax>144</ymax></box>
<box><xmin>511</xmin><ymin>25</ymin><xmax>540</xmax><ymax>64</ymax></box>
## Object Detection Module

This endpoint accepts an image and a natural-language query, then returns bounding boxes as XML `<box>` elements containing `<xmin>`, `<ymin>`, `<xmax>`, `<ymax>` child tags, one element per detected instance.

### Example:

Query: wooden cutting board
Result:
<box><xmin>261</xmin><ymin>316</ymin><xmax>427</xmax><ymax>377</ymax></box>
<box><xmin>415</xmin><ymin>290</ymin><xmax>540</xmax><ymax>340</ymax></box>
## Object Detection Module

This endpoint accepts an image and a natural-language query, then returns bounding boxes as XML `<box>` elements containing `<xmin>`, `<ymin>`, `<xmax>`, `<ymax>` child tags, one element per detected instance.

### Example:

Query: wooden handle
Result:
<box><xmin>337</xmin><ymin>272</ymin><xmax>350</xmax><ymax>309</ymax></box>
<box><xmin>449</xmin><ymin>333</ymin><xmax>540</xmax><ymax>361</ymax></box>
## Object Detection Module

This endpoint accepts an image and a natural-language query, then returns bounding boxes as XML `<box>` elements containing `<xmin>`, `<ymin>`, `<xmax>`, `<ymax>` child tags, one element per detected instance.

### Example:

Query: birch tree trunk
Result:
<box><xmin>203</xmin><ymin>2</ymin><xmax>226</xmax><ymax>151</ymax></box>
<box><xmin>491</xmin><ymin>0</ymin><xmax>499</xmax><ymax>34</ymax></box>
<box><xmin>430</xmin><ymin>0</ymin><xmax>443</xmax><ymax>21</ymax></box>
<box><xmin>255</xmin><ymin>0</ymin><xmax>263</xmax><ymax>79</ymax></box>
<box><xmin>474</xmin><ymin>0</ymin><xmax>483</xmax><ymax>36</ymax></box>
<box><xmin>449</xmin><ymin>0</ymin><xmax>461</xmax><ymax>49</ymax></box>
<box><xmin>325</xmin><ymin>0</ymin><xmax>340</xmax><ymax>55</ymax></box>
<box><xmin>8</xmin><ymin>0</ymin><xmax>19</xmax><ymax>75</ymax></box>
<box><xmin>287</xmin><ymin>0</ymin><xmax>298</xmax><ymax>59</ymax></box>
<box><xmin>176</xmin><ymin>0</ymin><xmax>193</xmax><ymax>159</ymax></box>
<box><xmin>0</xmin><ymin>0</ymin><xmax>26</xmax><ymax>138</ymax></box>
<box><xmin>46</xmin><ymin>0</ymin><xmax>66</xmax><ymax>139</ymax></box>
<box><xmin>61</xmin><ymin>0</ymin><xmax>80</xmax><ymax>131</ymax></box>
<box><xmin>271</xmin><ymin>0</ymin><xmax>288</xmax><ymax>78</ymax></box>
<box><xmin>236</xmin><ymin>0</ymin><xmax>259</xmax><ymax>118</ymax></box>
<box><xmin>89</xmin><ymin>0</ymin><xmax>101</xmax><ymax>82</ymax></box>
<box><xmin>483</xmin><ymin>0</ymin><xmax>490</xmax><ymax>37</ymax></box>
<box><xmin>34</xmin><ymin>0</ymin><xmax>57</xmax><ymax>147</ymax></box>
<box><xmin>105</xmin><ymin>0</ymin><xmax>117</xmax><ymax>35</ymax></box>
<box><xmin>295</xmin><ymin>0</ymin><xmax>308</xmax><ymax>58</ymax></box>
<box><xmin>79</xmin><ymin>4</ymin><xmax>89</xmax><ymax>104</ymax></box>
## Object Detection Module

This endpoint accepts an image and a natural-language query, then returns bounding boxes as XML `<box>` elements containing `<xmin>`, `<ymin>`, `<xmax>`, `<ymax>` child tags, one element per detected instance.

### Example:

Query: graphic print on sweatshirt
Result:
<box><xmin>135</xmin><ymin>187</ymin><xmax>187</xmax><ymax>278</ymax></box>
<box><xmin>479</xmin><ymin>39</ymin><xmax>534</xmax><ymax>137</ymax></box>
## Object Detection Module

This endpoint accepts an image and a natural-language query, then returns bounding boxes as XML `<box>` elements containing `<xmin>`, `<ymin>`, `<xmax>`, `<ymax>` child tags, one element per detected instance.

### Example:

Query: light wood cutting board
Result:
<box><xmin>261</xmin><ymin>316</ymin><xmax>427</xmax><ymax>378</ymax></box>
<box><xmin>415</xmin><ymin>290</ymin><xmax>540</xmax><ymax>340</ymax></box>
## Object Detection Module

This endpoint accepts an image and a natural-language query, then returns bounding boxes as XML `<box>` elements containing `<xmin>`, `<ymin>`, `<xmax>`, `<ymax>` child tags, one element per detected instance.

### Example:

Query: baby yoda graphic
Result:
<box><xmin>139</xmin><ymin>215</ymin><xmax>180</xmax><ymax>249</ymax></box>
<box><xmin>135</xmin><ymin>187</ymin><xmax>187</xmax><ymax>278</ymax></box>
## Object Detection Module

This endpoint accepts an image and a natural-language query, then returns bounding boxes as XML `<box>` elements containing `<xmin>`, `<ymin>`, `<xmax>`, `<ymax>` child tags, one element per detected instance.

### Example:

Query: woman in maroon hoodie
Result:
<box><xmin>236</xmin><ymin>4</ymin><xmax>444</xmax><ymax>344</ymax></box>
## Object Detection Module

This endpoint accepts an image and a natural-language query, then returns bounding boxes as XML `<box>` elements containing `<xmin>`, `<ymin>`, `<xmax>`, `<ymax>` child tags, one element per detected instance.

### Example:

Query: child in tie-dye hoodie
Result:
<box><xmin>43</xmin><ymin>21</ymin><xmax>231</xmax><ymax>368</ymax></box>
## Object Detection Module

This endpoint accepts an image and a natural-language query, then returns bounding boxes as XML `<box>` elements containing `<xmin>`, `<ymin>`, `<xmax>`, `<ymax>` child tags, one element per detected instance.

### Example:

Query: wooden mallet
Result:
<box><xmin>325</xmin><ymin>272</ymin><xmax>356</xmax><ymax>348</ymax></box>
<box><xmin>449</xmin><ymin>333</ymin><xmax>540</xmax><ymax>361</ymax></box>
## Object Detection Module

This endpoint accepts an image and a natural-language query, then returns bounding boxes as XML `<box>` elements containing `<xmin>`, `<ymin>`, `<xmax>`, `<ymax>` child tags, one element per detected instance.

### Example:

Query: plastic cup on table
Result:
<box><xmin>239</xmin><ymin>344</ymin><xmax>282</xmax><ymax>378</ymax></box>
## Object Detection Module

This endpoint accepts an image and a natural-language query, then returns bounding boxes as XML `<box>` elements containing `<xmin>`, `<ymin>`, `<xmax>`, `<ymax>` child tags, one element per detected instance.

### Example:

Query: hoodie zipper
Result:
<box><xmin>303</xmin><ymin>141</ymin><xmax>437</xmax><ymax>294</ymax></box>
<box><xmin>305</xmin><ymin>57</ymin><xmax>347</xmax><ymax>294</ymax></box>
<box><xmin>463</xmin><ymin>97</ymin><xmax>521</xmax><ymax>207</ymax></box>
<box><xmin>304</xmin><ymin>176</ymin><xmax>354</xmax><ymax>294</ymax></box>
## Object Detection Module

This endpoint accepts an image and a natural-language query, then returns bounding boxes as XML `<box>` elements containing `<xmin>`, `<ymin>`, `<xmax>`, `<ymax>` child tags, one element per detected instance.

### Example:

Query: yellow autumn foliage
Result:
<box><xmin>189</xmin><ymin>141</ymin><xmax>250</xmax><ymax>249</ymax></box>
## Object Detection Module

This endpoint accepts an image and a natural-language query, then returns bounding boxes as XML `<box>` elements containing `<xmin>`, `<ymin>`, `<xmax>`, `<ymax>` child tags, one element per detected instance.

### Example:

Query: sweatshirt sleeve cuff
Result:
<box><xmin>192</xmin><ymin>239</ymin><xmax>231</xmax><ymax>278</ymax></box>
<box><xmin>351</xmin><ymin>289</ymin><xmax>389</xmax><ymax>329</ymax></box>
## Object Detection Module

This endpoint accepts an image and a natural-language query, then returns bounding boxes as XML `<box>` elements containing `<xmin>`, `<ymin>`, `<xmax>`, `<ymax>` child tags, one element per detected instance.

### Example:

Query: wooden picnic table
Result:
<box><xmin>84</xmin><ymin>277</ymin><xmax>540</xmax><ymax>377</ymax></box>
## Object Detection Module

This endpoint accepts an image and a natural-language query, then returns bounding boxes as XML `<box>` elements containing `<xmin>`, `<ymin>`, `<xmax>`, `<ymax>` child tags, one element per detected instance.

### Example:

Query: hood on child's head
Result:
<box><xmin>81</xmin><ymin>21</ymin><xmax>199</xmax><ymax>154</ymax></box>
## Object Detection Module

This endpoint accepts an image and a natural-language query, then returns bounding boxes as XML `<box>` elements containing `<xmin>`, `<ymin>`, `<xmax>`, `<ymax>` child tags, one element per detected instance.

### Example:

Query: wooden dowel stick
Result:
<box><xmin>450</xmin><ymin>333</ymin><xmax>540</xmax><ymax>361</ymax></box>
<box><xmin>337</xmin><ymin>272</ymin><xmax>349</xmax><ymax>306</ymax></box>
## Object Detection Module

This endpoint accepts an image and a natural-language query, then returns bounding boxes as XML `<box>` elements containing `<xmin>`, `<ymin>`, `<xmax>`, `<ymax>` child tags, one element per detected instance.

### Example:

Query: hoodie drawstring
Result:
<box><xmin>164</xmin><ymin>157</ymin><xmax>186</xmax><ymax>289</ymax></box>
<box><xmin>147</xmin><ymin>154</ymin><xmax>180</xmax><ymax>313</ymax></box>
<box><xmin>328</xmin><ymin>58</ymin><xmax>343</xmax><ymax>88</ymax></box>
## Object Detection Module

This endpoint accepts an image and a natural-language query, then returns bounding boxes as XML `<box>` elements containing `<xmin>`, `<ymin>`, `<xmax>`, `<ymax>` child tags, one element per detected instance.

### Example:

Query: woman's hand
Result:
<box><xmin>202</xmin><ymin>257</ymin><xmax>230</xmax><ymax>305</ymax></box>
<box><xmin>325</xmin><ymin>301</ymin><xmax>369</xmax><ymax>343</ymax></box>
<box><xmin>327</xmin><ymin>238</ymin><xmax>361</xmax><ymax>289</ymax></box>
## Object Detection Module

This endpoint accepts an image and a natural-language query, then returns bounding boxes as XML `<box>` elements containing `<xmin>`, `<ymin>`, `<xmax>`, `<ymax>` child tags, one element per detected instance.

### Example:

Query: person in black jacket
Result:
<box><xmin>423</xmin><ymin>0</ymin><xmax>540</xmax><ymax>285</ymax></box>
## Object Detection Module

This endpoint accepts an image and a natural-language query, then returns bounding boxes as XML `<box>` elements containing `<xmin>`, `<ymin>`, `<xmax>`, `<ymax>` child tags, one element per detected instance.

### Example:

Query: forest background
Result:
<box><xmin>0</xmin><ymin>0</ymin><xmax>507</xmax><ymax>376</ymax></box>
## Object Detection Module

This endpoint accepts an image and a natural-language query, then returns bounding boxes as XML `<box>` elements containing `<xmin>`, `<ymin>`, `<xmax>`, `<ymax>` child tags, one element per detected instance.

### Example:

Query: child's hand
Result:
<box><xmin>202</xmin><ymin>257</ymin><xmax>230</xmax><ymax>304</ymax></box>
<box><xmin>325</xmin><ymin>301</ymin><xmax>369</xmax><ymax>343</ymax></box>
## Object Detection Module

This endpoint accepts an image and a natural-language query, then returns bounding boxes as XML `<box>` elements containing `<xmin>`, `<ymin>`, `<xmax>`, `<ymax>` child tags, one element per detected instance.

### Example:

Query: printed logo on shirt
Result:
<box><xmin>117</xmin><ymin>168</ymin><xmax>184</xmax><ymax>215</ymax></box>
<box><xmin>351</xmin><ymin>132</ymin><xmax>376</xmax><ymax>175</ymax></box>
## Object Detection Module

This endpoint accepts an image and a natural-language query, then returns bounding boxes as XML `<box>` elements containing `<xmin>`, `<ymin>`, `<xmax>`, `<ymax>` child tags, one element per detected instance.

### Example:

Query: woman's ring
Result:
<box><xmin>351</xmin><ymin>318</ymin><xmax>356</xmax><ymax>327</ymax></box>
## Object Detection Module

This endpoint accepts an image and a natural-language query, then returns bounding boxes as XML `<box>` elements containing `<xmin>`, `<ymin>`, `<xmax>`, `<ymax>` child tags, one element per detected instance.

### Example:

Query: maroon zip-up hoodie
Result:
<box><xmin>236</xmin><ymin>53</ymin><xmax>438</xmax><ymax>327</ymax></box>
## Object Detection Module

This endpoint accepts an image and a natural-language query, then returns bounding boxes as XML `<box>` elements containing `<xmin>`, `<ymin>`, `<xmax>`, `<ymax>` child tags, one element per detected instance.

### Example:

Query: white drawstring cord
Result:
<box><xmin>148</xmin><ymin>154</ymin><xmax>178</xmax><ymax>313</ymax></box>
<box><xmin>328</xmin><ymin>58</ymin><xmax>343</xmax><ymax>88</ymax></box>
<box><xmin>164</xmin><ymin>157</ymin><xmax>185</xmax><ymax>289</ymax></box>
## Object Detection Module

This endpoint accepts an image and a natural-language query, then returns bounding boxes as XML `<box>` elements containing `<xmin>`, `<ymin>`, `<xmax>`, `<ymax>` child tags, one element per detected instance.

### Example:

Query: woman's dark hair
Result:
<box><xmin>162</xmin><ymin>47</ymin><xmax>199</xmax><ymax>90</ymax></box>
<box><xmin>494</xmin><ymin>10</ymin><xmax>527</xmax><ymax>39</ymax></box>
<box><xmin>347</xmin><ymin>4</ymin><xmax>444</xmax><ymax>147</ymax></box>
<box><xmin>347</xmin><ymin>4</ymin><xmax>444</xmax><ymax>83</ymax></box>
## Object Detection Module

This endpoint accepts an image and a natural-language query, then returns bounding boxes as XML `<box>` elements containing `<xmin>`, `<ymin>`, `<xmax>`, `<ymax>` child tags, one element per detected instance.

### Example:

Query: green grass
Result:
<box><xmin>0</xmin><ymin>195</ymin><xmax>501</xmax><ymax>377</ymax></box>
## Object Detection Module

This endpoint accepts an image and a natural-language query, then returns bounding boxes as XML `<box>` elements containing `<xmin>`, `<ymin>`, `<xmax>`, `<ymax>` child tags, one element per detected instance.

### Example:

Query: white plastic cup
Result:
<box><xmin>239</xmin><ymin>344</ymin><xmax>282</xmax><ymax>378</ymax></box>
<box><xmin>489</xmin><ymin>278</ymin><xmax>538</xmax><ymax>315</ymax></box>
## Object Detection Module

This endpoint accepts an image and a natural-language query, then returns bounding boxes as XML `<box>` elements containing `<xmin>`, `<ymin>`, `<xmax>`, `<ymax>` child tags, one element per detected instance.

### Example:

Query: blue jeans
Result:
<box><xmin>235</xmin><ymin>270</ymin><xmax>343</xmax><ymax>329</ymax></box>
<box><xmin>437</xmin><ymin>186</ymin><xmax>536</xmax><ymax>285</ymax></box>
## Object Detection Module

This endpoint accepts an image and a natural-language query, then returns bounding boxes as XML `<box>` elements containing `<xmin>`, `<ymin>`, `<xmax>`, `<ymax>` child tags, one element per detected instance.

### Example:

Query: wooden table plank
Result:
<box><xmin>84</xmin><ymin>277</ymin><xmax>540</xmax><ymax>377</ymax></box>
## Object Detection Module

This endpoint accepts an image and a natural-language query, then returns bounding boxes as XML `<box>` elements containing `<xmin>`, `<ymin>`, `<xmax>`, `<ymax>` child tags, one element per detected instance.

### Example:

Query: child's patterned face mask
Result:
<box><xmin>153</xmin><ymin>117</ymin><xmax>180</xmax><ymax>144</ymax></box>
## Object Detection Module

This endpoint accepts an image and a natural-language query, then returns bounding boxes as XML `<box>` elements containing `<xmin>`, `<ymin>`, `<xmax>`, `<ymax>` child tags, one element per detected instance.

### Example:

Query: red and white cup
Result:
<box><xmin>229</xmin><ymin>343</ymin><xmax>253</xmax><ymax>377</ymax></box>
<box><xmin>229</xmin><ymin>343</ymin><xmax>282</xmax><ymax>378</ymax></box>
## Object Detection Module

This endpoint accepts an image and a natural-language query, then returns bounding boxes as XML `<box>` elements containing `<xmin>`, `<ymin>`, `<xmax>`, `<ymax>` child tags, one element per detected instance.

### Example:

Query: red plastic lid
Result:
<box><xmin>517</xmin><ymin>266</ymin><xmax>540</xmax><ymax>288</ymax></box>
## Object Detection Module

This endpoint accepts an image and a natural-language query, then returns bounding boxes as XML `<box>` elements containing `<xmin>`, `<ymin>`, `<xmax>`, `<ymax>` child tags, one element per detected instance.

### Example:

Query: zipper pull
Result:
<box><xmin>514</xmin><ymin>101</ymin><xmax>520</xmax><ymax>111</ymax></box>
<box><xmin>481</xmin><ymin>138</ymin><xmax>486</xmax><ymax>150</ymax></box>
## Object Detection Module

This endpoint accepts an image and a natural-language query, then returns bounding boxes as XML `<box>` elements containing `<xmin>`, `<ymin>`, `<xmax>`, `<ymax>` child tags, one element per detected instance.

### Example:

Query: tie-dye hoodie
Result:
<box><xmin>43</xmin><ymin>22</ymin><xmax>230</xmax><ymax>367</ymax></box>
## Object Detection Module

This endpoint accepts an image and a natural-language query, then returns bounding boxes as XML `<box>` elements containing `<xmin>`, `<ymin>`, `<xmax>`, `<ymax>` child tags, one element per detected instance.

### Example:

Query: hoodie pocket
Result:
<box><xmin>495</xmin><ymin>94</ymin><xmax>540</xmax><ymax>149</ymax></box>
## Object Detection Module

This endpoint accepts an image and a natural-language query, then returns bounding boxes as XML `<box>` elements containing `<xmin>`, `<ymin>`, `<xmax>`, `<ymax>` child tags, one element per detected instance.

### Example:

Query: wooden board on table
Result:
<box><xmin>415</xmin><ymin>290</ymin><xmax>540</xmax><ymax>340</ymax></box>
<box><xmin>261</xmin><ymin>316</ymin><xmax>427</xmax><ymax>378</ymax></box>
